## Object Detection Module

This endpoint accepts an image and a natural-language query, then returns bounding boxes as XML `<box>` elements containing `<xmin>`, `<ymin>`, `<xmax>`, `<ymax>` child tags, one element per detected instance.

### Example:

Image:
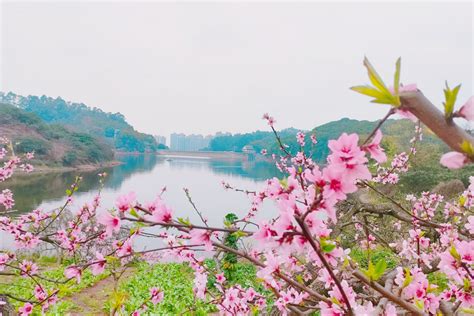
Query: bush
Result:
<box><xmin>15</xmin><ymin>137</ymin><xmax>50</xmax><ymax>155</ymax></box>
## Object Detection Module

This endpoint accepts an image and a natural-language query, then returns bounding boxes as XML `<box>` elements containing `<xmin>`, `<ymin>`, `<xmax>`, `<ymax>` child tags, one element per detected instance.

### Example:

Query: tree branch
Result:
<box><xmin>400</xmin><ymin>91</ymin><xmax>474</xmax><ymax>157</ymax></box>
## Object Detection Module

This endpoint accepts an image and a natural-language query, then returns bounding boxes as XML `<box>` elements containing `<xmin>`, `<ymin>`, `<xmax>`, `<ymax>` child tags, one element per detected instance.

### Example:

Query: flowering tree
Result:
<box><xmin>1</xmin><ymin>58</ymin><xmax>473</xmax><ymax>315</ymax></box>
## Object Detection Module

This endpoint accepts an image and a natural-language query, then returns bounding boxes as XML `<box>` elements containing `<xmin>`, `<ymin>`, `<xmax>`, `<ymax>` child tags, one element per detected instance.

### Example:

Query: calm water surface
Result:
<box><xmin>1</xmin><ymin>155</ymin><xmax>280</xmax><ymax>249</ymax></box>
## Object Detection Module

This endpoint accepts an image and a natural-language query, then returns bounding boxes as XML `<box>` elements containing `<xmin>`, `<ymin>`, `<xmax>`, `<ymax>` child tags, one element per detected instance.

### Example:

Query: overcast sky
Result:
<box><xmin>1</xmin><ymin>1</ymin><xmax>472</xmax><ymax>139</ymax></box>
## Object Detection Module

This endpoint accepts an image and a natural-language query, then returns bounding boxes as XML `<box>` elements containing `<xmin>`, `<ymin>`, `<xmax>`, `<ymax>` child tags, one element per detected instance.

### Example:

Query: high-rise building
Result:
<box><xmin>169</xmin><ymin>133</ymin><xmax>215</xmax><ymax>151</ymax></box>
<box><xmin>154</xmin><ymin>135</ymin><xmax>167</xmax><ymax>146</ymax></box>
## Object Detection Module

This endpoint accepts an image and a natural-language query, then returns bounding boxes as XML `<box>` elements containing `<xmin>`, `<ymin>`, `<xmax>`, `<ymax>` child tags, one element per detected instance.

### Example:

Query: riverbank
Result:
<box><xmin>115</xmin><ymin>150</ymin><xmax>250</xmax><ymax>160</ymax></box>
<box><xmin>156</xmin><ymin>150</ymin><xmax>252</xmax><ymax>161</ymax></box>
<box><xmin>29</xmin><ymin>160</ymin><xmax>123</xmax><ymax>174</ymax></box>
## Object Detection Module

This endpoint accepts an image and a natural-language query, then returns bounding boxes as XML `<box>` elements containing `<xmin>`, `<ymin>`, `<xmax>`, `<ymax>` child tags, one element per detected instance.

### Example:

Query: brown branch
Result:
<box><xmin>400</xmin><ymin>91</ymin><xmax>474</xmax><ymax>157</ymax></box>
<box><xmin>353</xmin><ymin>271</ymin><xmax>424</xmax><ymax>315</ymax></box>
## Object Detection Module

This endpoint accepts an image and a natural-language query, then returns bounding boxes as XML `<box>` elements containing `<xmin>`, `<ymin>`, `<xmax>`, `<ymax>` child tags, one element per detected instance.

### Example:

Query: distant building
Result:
<box><xmin>169</xmin><ymin>133</ymin><xmax>214</xmax><ymax>151</ymax></box>
<box><xmin>242</xmin><ymin>145</ymin><xmax>256</xmax><ymax>161</ymax></box>
<box><xmin>242</xmin><ymin>145</ymin><xmax>256</xmax><ymax>155</ymax></box>
<box><xmin>170</xmin><ymin>133</ymin><xmax>186</xmax><ymax>151</ymax></box>
<box><xmin>154</xmin><ymin>135</ymin><xmax>167</xmax><ymax>146</ymax></box>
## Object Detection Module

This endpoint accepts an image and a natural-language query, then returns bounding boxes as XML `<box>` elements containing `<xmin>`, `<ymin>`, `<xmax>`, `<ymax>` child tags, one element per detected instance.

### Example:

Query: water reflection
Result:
<box><xmin>1</xmin><ymin>155</ymin><xmax>280</xmax><ymax>250</ymax></box>
<box><xmin>1</xmin><ymin>155</ymin><xmax>280</xmax><ymax>214</ymax></box>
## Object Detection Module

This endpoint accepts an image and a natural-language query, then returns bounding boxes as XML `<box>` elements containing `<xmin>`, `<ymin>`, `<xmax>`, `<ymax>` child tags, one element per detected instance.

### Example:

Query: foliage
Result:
<box><xmin>106</xmin><ymin>263</ymin><xmax>215</xmax><ymax>315</ymax></box>
<box><xmin>0</xmin><ymin>103</ymin><xmax>114</xmax><ymax>166</ymax></box>
<box><xmin>0</xmin><ymin>259</ymin><xmax>108</xmax><ymax>315</ymax></box>
<box><xmin>0</xmin><ymin>92</ymin><xmax>159</xmax><ymax>153</ymax></box>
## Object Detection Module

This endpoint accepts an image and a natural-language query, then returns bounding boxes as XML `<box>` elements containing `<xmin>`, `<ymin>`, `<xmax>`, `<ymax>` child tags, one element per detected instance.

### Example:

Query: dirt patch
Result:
<box><xmin>66</xmin><ymin>269</ymin><xmax>134</xmax><ymax>316</ymax></box>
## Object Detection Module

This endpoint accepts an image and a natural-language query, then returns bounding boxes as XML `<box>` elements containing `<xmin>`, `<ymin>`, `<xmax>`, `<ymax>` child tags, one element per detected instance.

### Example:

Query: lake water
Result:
<box><xmin>0</xmin><ymin>155</ymin><xmax>280</xmax><ymax>249</ymax></box>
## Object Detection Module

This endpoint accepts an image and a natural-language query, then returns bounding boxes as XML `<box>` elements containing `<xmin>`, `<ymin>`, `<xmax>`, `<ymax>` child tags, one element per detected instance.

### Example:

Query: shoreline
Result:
<box><xmin>29</xmin><ymin>160</ymin><xmax>123</xmax><ymax>174</ymax></box>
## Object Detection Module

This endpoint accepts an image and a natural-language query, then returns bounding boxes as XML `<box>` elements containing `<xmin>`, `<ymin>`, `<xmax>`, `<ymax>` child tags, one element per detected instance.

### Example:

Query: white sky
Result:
<box><xmin>1</xmin><ymin>1</ymin><xmax>472</xmax><ymax>139</ymax></box>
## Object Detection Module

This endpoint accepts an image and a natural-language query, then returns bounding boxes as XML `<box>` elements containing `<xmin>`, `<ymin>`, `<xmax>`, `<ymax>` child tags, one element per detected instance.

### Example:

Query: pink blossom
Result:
<box><xmin>296</xmin><ymin>132</ymin><xmax>305</xmax><ymax>146</ymax></box>
<box><xmin>215</xmin><ymin>273</ymin><xmax>226</xmax><ymax>284</ymax></box>
<box><xmin>440</xmin><ymin>151</ymin><xmax>469</xmax><ymax>169</ymax></box>
<box><xmin>396</xmin><ymin>109</ymin><xmax>418</xmax><ymax>122</ymax></box>
<box><xmin>189</xmin><ymin>229</ymin><xmax>213</xmax><ymax>251</ymax></box>
<box><xmin>363</xmin><ymin>130</ymin><xmax>387</xmax><ymax>163</ymax></box>
<box><xmin>466</xmin><ymin>216</ymin><xmax>474</xmax><ymax>234</ymax></box>
<box><xmin>399</xmin><ymin>83</ymin><xmax>418</xmax><ymax>93</ymax></box>
<box><xmin>98</xmin><ymin>212</ymin><xmax>121</xmax><ymax>236</ymax></box>
<box><xmin>327</xmin><ymin>133</ymin><xmax>363</xmax><ymax>163</ymax></box>
<box><xmin>144</xmin><ymin>199</ymin><xmax>173</xmax><ymax>223</ymax></box>
<box><xmin>19</xmin><ymin>302</ymin><xmax>33</xmax><ymax>316</ymax></box>
<box><xmin>19</xmin><ymin>260</ymin><xmax>38</xmax><ymax>276</ymax></box>
<box><xmin>34</xmin><ymin>285</ymin><xmax>47</xmax><ymax>300</ymax></box>
<box><xmin>262</xmin><ymin>113</ymin><xmax>276</xmax><ymax>126</ymax></box>
<box><xmin>90</xmin><ymin>252</ymin><xmax>106</xmax><ymax>275</ymax></box>
<box><xmin>64</xmin><ymin>266</ymin><xmax>82</xmax><ymax>283</ymax></box>
<box><xmin>0</xmin><ymin>189</ymin><xmax>14</xmax><ymax>210</ymax></box>
<box><xmin>149</xmin><ymin>287</ymin><xmax>164</xmax><ymax>305</ymax></box>
<box><xmin>116</xmin><ymin>238</ymin><xmax>134</xmax><ymax>257</ymax></box>
<box><xmin>193</xmin><ymin>271</ymin><xmax>208</xmax><ymax>299</ymax></box>
<box><xmin>458</xmin><ymin>96</ymin><xmax>474</xmax><ymax>121</ymax></box>
<box><xmin>384</xmin><ymin>303</ymin><xmax>397</xmax><ymax>316</ymax></box>
<box><xmin>327</xmin><ymin>133</ymin><xmax>371</xmax><ymax>181</ymax></box>
<box><xmin>115</xmin><ymin>191</ymin><xmax>136</xmax><ymax>212</ymax></box>
<box><xmin>322</xmin><ymin>166</ymin><xmax>358</xmax><ymax>200</ymax></box>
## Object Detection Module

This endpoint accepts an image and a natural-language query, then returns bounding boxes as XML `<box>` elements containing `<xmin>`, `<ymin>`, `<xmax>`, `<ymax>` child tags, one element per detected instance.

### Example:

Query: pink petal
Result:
<box><xmin>399</xmin><ymin>83</ymin><xmax>418</xmax><ymax>93</ymax></box>
<box><xmin>440</xmin><ymin>151</ymin><xmax>468</xmax><ymax>169</ymax></box>
<box><xmin>459</xmin><ymin>96</ymin><xmax>474</xmax><ymax>121</ymax></box>
<box><xmin>396</xmin><ymin>109</ymin><xmax>418</xmax><ymax>122</ymax></box>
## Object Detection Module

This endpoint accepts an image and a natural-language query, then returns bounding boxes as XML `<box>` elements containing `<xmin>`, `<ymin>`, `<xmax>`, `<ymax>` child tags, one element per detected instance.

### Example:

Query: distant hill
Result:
<box><xmin>0</xmin><ymin>92</ymin><xmax>161</xmax><ymax>153</ymax></box>
<box><xmin>208</xmin><ymin>128</ymin><xmax>300</xmax><ymax>152</ymax></box>
<box><xmin>210</xmin><ymin>118</ymin><xmax>473</xmax><ymax>192</ymax></box>
<box><xmin>0</xmin><ymin>103</ymin><xmax>114</xmax><ymax>167</ymax></box>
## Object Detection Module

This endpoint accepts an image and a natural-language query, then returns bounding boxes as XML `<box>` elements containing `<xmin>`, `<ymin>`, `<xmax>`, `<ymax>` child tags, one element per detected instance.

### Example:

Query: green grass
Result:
<box><xmin>105</xmin><ymin>260</ymin><xmax>271</xmax><ymax>315</ymax></box>
<box><xmin>0</xmin><ymin>261</ymin><xmax>109</xmax><ymax>315</ymax></box>
<box><xmin>350</xmin><ymin>247</ymin><xmax>400</xmax><ymax>270</ymax></box>
<box><xmin>105</xmin><ymin>262</ymin><xmax>215</xmax><ymax>315</ymax></box>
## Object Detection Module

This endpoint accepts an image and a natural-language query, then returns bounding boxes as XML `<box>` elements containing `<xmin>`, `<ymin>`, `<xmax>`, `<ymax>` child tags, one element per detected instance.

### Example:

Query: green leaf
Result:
<box><xmin>350</xmin><ymin>85</ymin><xmax>387</xmax><ymax>99</ymax></box>
<box><xmin>320</xmin><ymin>238</ymin><xmax>336</xmax><ymax>253</ymax></box>
<box><xmin>129</xmin><ymin>208</ymin><xmax>139</xmax><ymax>218</ymax></box>
<box><xmin>363</xmin><ymin>261</ymin><xmax>375</xmax><ymax>279</ymax></box>
<box><xmin>177</xmin><ymin>217</ymin><xmax>191</xmax><ymax>226</ymax></box>
<box><xmin>370</xmin><ymin>96</ymin><xmax>398</xmax><ymax>105</ymax></box>
<box><xmin>443</xmin><ymin>82</ymin><xmax>461</xmax><ymax>118</ymax></box>
<box><xmin>402</xmin><ymin>267</ymin><xmax>412</xmax><ymax>288</ymax></box>
<box><xmin>351</xmin><ymin>57</ymin><xmax>402</xmax><ymax>107</ymax></box>
<box><xmin>394</xmin><ymin>57</ymin><xmax>401</xmax><ymax>96</ymax></box>
<box><xmin>279</xmin><ymin>178</ymin><xmax>288</xmax><ymax>189</ymax></box>
<box><xmin>464</xmin><ymin>278</ymin><xmax>471</xmax><ymax>292</ymax></box>
<box><xmin>321</xmin><ymin>243</ymin><xmax>336</xmax><ymax>253</ymax></box>
<box><xmin>449</xmin><ymin>245</ymin><xmax>461</xmax><ymax>262</ymax></box>
<box><xmin>373</xmin><ymin>260</ymin><xmax>387</xmax><ymax>281</ymax></box>
<box><xmin>364</xmin><ymin>57</ymin><xmax>391</xmax><ymax>95</ymax></box>
<box><xmin>460</xmin><ymin>140</ymin><xmax>474</xmax><ymax>157</ymax></box>
<box><xmin>231</xmin><ymin>230</ymin><xmax>248</xmax><ymax>238</ymax></box>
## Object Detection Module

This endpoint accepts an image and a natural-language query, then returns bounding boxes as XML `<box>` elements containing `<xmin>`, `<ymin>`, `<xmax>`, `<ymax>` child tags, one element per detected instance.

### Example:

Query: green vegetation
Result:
<box><xmin>0</xmin><ymin>258</ymin><xmax>109</xmax><ymax>315</ymax></box>
<box><xmin>0</xmin><ymin>92</ymin><xmax>159</xmax><ymax>153</ymax></box>
<box><xmin>0</xmin><ymin>103</ymin><xmax>114</xmax><ymax>166</ymax></box>
<box><xmin>106</xmin><ymin>262</ymin><xmax>214</xmax><ymax>315</ymax></box>
<box><xmin>106</xmin><ymin>260</ymin><xmax>267</xmax><ymax>315</ymax></box>
<box><xmin>0</xmin><ymin>249</ymin><xmax>446</xmax><ymax>315</ymax></box>
<box><xmin>209</xmin><ymin>128</ymin><xmax>300</xmax><ymax>153</ymax></box>
<box><xmin>210</xmin><ymin>117</ymin><xmax>474</xmax><ymax>193</ymax></box>
<box><xmin>350</xmin><ymin>247</ymin><xmax>399</xmax><ymax>270</ymax></box>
